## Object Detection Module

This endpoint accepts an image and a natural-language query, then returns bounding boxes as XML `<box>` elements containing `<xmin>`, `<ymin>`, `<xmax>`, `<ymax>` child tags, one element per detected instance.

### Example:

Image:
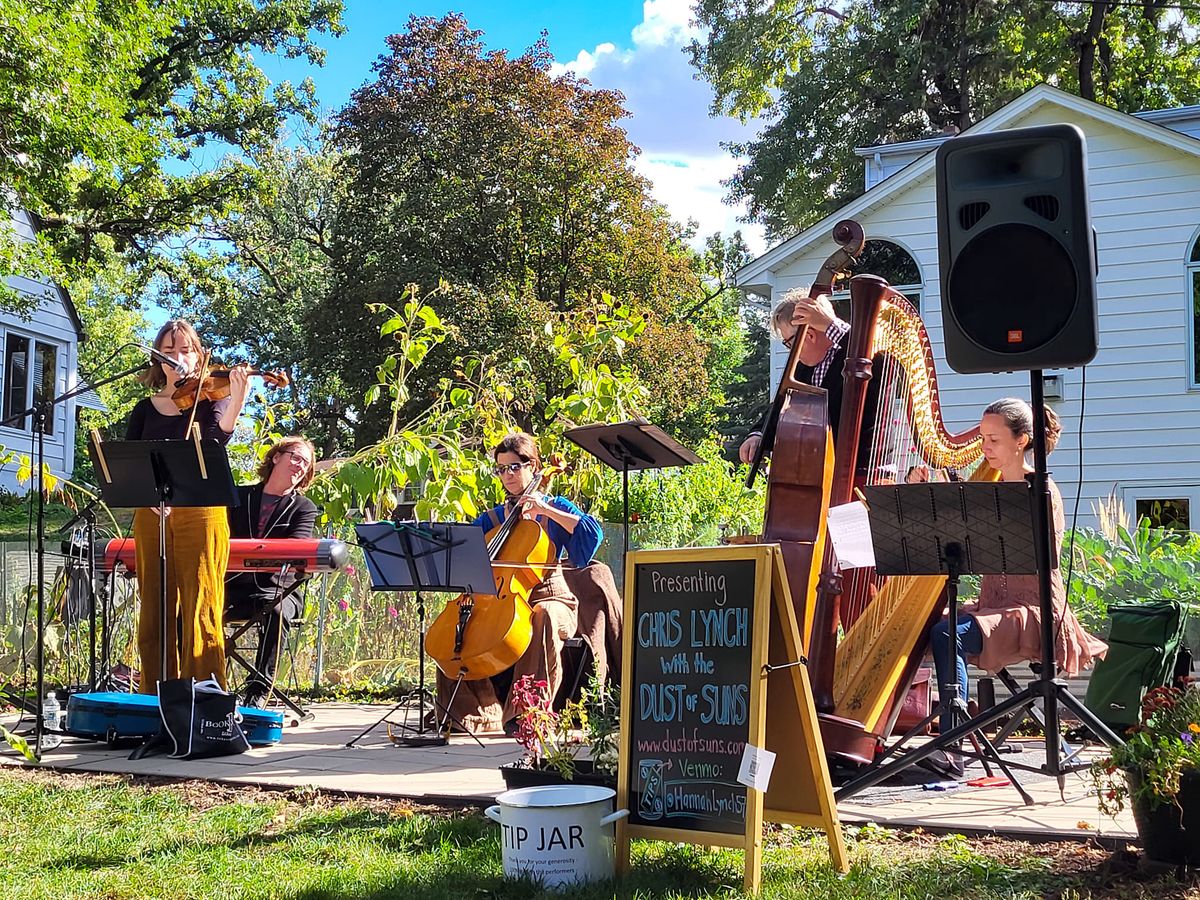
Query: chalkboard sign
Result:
<box><xmin>615</xmin><ymin>544</ymin><xmax>848</xmax><ymax>891</ymax></box>
<box><xmin>626</xmin><ymin>556</ymin><xmax>757</xmax><ymax>834</ymax></box>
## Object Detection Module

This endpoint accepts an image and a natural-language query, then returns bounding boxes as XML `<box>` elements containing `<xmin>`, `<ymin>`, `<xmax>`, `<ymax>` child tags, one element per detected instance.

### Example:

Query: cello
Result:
<box><xmin>425</xmin><ymin>460</ymin><xmax>562</xmax><ymax>681</ymax></box>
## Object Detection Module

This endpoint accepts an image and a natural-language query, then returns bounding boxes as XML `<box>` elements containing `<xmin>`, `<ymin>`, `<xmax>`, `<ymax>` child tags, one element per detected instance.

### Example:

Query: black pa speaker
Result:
<box><xmin>935</xmin><ymin>123</ymin><xmax>1098</xmax><ymax>374</ymax></box>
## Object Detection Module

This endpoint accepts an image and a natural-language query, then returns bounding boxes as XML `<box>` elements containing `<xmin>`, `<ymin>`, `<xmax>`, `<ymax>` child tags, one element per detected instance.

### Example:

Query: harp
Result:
<box><xmin>809</xmin><ymin>273</ymin><xmax>995</xmax><ymax>763</ymax></box>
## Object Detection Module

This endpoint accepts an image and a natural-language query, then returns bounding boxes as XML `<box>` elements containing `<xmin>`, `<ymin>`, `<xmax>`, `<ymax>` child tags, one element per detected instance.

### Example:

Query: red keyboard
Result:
<box><xmin>98</xmin><ymin>538</ymin><xmax>349</xmax><ymax>574</ymax></box>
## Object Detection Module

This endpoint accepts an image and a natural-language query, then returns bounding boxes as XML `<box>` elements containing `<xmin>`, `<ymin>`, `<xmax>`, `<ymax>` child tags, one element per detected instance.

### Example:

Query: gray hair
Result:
<box><xmin>770</xmin><ymin>286</ymin><xmax>810</xmax><ymax>340</ymax></box>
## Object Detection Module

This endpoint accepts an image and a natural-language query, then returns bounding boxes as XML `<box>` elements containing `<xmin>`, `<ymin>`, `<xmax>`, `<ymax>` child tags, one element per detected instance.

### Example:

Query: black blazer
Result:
<box><xmin>226</xmin><ymin>483</ymin><xmax>320</xmax><ymax>601</ymax></box>
<box><xmin>751</xmin><ymin>333</ymin><xmax>884</xmax><ymax>471</ymax></box>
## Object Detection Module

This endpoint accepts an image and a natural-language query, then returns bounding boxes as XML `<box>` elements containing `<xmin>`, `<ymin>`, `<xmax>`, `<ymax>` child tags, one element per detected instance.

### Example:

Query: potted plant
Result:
<box><xmin>500</xmin><ymin>673</ymin><xmax>618</xmax><ymax>790</ymax></box>
<box><xmin>1093</xmin><ymin>684</ymin><xmax>1200</xmax><ymax>866</ymax></box>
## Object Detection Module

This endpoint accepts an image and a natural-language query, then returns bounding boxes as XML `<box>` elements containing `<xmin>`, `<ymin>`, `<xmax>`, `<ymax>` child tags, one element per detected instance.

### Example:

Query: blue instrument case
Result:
<box><xmin>66</xmin><ymin>691</ymin><xmax>283</xmax><ymax>747</ymax></box>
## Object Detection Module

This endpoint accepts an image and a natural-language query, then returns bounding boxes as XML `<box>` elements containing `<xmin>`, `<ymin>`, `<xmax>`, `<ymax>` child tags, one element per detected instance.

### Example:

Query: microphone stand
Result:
<box><xmin>2</xmin><ymin>359</ymin><xmax>153</xmax><ymax>760</ymax></box>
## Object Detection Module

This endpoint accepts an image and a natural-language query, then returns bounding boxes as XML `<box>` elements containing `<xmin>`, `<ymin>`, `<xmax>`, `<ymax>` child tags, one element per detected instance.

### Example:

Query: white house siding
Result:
<box><xmin>0</xmin><ymin>208</ymin><xmax>82</xmax><ymax>492</ymax></box>
<box><xmin>759</xmin><ymin>93</ymin><xmax>1200</xmax><ymax>532</ymax></box>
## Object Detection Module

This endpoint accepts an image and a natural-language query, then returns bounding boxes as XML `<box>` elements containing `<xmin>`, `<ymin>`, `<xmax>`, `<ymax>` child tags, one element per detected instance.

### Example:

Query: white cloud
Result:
<box><xmin>549</xmin><ymin>42</ymin><xmax>620</xmax><ymax>79</ymax></box>
<box><xmin>554</xmin><ymin>1</ymin><xmax>766</xmax><ymax>257</ymax></box>
<box><xmin>631</xmin><ymin>0</ymin><xmax>697</xmax><ymax>48</ymax></box>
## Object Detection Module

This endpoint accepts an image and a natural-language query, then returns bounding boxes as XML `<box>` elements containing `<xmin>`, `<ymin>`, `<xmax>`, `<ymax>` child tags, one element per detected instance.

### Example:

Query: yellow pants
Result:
<box><xmin>133</xmin><ymin>506</ymin><xmax>230</xmax><ymax>693</ymax></box>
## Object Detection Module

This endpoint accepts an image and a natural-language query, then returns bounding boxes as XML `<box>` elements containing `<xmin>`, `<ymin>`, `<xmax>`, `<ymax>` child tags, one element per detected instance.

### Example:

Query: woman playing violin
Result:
<box><xmin>125</xmin><ymin>320</ymin><xmax>251</xmax><ymax>693</ymax></box>
<box><xmin>468</xmin><ymin>432</ymin><xmax>603</xmax><ymax>733</ymax></box>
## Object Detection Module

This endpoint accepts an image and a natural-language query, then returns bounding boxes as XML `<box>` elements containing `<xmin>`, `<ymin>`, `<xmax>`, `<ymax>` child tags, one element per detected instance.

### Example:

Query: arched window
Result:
<box><xmin>831</xmin><ymin>239</ymin><xmax>924</xmax><ymax>317</ymax></box>
<box><xmin>1189</xmin><ymin>232</ymin><xmax>1200</xmax><ymax>388</ymax></box>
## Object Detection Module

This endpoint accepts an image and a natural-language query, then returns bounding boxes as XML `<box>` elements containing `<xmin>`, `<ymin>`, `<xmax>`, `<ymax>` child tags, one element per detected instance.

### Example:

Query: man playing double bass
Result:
<box><xmin>739</xmin><ymin>289</ymin><xmax>848</xmax><ymax>465</ymax></box>
<box><xmin>738</xmin><ymin>287</ymin><xmax>885</xmax><ymax>474</ymax></box>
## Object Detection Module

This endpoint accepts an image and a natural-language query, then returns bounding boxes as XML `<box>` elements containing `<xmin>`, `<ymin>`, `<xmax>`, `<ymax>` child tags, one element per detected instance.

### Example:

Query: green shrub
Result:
<box><xmin>1065</xmin><ymin>519</ymin><xmax>1200</xmax><ymax>634</ymax></box>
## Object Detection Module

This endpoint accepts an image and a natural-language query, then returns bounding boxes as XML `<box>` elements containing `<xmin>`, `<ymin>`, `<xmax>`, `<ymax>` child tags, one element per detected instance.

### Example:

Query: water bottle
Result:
<box><xmin>41</xmin><ymin>692</ymin><xmax>62</xmax><ymax>750</ymax></box>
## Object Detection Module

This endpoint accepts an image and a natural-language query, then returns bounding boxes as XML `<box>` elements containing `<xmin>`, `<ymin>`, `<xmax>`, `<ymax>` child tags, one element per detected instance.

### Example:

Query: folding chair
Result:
<box><xmin>225</xmin><ymin>575</ymin><xmax>314</xmax><ymax>724</ymax></box>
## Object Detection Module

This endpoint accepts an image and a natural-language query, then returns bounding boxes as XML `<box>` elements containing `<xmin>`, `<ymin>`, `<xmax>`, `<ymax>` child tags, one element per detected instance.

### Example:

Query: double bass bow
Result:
<box><xmin>425</xmin><ymin>458</ymin><xmax>564</xmax><ymax>681</ymax></box>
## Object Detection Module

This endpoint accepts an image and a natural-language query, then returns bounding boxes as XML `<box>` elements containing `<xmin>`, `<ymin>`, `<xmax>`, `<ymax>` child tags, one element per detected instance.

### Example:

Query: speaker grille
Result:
<box><xmin>947</xmin><ymin>223</ymin><xmax>1077</xmax><ymax>356</ymax></box>
<box><xmin>958</xmin><ymin>201</ymin><xmax>990</xmax><ymax>230</ymax></box>
<box><xmin>1023</xmin><ymin>194</ymin><xmax>1059</xmax><ymax>221</ymax></box>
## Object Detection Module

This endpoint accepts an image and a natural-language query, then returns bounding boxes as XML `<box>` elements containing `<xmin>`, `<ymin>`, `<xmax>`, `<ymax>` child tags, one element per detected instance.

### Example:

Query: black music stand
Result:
<box><xmin>89</xmin><ymin>433</ymin><xmax>238</xmax><ymax>759</ymax></box>
<box><xmin>347</xmin><ymin>521</ymin><xmax>493</xmax><ymax>748</ymax></box>
<box><xmin>564</xmin><ymin>420</ymin><xmax>702</xmax><ymax>560</ymax></box>
<box><xmin>834</xmin><ymin>481</ymin><xmax>1042</xmax><ymax>804</ymax></box>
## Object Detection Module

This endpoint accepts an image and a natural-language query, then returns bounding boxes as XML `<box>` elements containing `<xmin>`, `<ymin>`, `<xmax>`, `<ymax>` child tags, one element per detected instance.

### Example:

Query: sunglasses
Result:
<box><xmin>493</xmin><ymin>462</ymin><xmax>531</xmax><ymax>476</ymax></box>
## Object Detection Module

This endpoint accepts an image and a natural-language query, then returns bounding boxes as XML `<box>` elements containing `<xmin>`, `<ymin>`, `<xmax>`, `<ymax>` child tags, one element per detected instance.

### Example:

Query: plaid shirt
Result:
<box><xmin>812</xmin><ymin>318</ymin><xmax>851</xmax><ymax>387</ymax></box>
<box><xmin>750</xmin><ymin>317</ymin><xmax>852</xmax><ymax>439</ymax></box>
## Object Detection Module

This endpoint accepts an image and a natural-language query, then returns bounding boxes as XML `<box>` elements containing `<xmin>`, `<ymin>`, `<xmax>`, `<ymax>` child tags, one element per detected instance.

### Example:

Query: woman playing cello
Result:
<box><xmin>124</xmin><ymin>320</ymin><xmax>251</xmax><ymax>693</ymax></box>
<box><xmin>438</xmin><ymin>432</ymin><xmax>603</xmax><ymax>733</ymax></box>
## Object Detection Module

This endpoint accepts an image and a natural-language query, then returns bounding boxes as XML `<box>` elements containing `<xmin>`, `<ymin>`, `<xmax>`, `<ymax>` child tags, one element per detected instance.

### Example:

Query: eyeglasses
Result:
<box><xmin>782</xmin><ymin>332</ymin><xmax>796</xmax><ymax>349</ymax></box>
<box><xmin>493</xmin><ymin>462</ymin><xmax>530</xmax><ymax>476</ymax></box>
<box><xmin>280</xmin><ymin>449</ymin><xmax>311</xmax><ymax>468</ymax></box>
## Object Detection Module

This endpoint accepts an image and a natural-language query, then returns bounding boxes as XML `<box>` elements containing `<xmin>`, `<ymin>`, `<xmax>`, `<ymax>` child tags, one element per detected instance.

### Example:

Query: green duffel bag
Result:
<box><xmin>1085</xmin><ymin>600</ymin><xmax>1188</xmax><ymax>732</ymax></box>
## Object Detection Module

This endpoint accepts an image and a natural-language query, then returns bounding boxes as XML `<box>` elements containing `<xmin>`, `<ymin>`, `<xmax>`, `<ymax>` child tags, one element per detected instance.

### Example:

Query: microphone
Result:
<box><xmin>137</xmin><ymin>344</ymin><xmax>189</xmax><ymax>376</ymax></box>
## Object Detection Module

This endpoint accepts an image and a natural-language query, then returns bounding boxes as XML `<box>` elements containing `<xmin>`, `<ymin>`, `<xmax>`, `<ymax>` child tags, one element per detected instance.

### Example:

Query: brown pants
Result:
<box><xmin>502</xmin><ymin>569</ymin><xmax>579</xmax><ymax>723</ymax></box>
<box><xmin>134</xmin><ymin>506</ymin><xmax>231</xmax><ymax>693</ymax></box>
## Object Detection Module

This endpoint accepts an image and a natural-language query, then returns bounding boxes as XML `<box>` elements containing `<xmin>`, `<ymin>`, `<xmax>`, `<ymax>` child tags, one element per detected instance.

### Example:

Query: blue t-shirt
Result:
<box><xmin>472</xmin><ymin>495</ymin><xmax>603</xmax><ymax>567</ymax></box>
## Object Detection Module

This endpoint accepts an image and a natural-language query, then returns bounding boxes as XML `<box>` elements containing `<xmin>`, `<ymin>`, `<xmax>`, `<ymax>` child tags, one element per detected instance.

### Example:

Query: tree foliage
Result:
<box><xmin>0</xmin><ymin>0</ymin><xmax>344</xmax><ymax>306</ymax></box>
<box><xmin>319</xmin><ymin>14</ymin><xmax>720</xmax><ymax>447</ymax></box>
<box><xmin>690</xmin><ymin>0</ymin><xmax>1200</xmax><ymax>236</ymax></box>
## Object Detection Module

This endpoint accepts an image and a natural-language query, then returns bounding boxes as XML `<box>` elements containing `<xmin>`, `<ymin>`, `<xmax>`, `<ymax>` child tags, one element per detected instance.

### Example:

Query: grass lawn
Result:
<box><xmin>1</xmin><ymin>768</ymin><xmax>1196</xmax><ymax>899</ymax></box>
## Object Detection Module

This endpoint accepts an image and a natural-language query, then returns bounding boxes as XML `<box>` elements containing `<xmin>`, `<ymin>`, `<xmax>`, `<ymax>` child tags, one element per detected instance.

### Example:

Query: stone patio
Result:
<box><xmin>1</xmin><ymin>701</ymin><xmax>1135</xmax><ymax>844</ymax></box>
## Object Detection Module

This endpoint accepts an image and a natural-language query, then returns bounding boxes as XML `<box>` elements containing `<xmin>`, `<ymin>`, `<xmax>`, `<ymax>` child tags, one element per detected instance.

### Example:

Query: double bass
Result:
<box><xmin>424</xmin><ymin>462</ymin><xmax>561</xmax><ymax>681</ymax></box>
<box><xmin>748</xmin><ymin>219</ymin><xmax>864</xmax><ymax>646</ymax></box>
<box><xmin>742</xmin><ymin>223</ymin><xmax>881</xmax><ymax>769</ymax></box>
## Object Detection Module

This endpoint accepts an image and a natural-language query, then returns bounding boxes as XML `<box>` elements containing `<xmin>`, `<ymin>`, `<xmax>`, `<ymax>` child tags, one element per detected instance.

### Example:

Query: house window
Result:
<box><xmin>1190</xmin><ymin>234</ymin><xmax>1200</xmax><ymax>388</ymax></box>
<box><xmin>2</xmin><ymin>332</ymin><xmax>58</xmax><ymax>435</ymax></box>
<box><xmin>1136</xmin><ymin>498</ymin><xmax>1190</xmax><ymax>531</ymax></box>
<box><xmin>1121</xmin><ymin>483</ymin><xmax>1200</xmax><ymax>532</ymax></box>
<box><xmin>832</xmin><ymin>239</ymin><xmax>924</xmax><ymax>318</ymax></box>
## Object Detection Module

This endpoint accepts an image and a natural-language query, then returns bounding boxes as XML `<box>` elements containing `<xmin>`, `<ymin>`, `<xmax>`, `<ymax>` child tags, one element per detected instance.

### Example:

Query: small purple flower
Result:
<box><xmin>344</xmin><ymin>565</ymin><xmax>357</xmax><ymax>576</ymax></box>
<box><xmin>1182</xmin><ymin>732</ymin><xmax>1194</xmax><ymax>744</ymax></box>
<box><xmin>337</xmin><ymin>598</ymin><xmax>349</xmax><ymax>612</ymax></box>
<box><xmin>387</xmin><ymin>606</ymin><xmax>399</xmax><ymax>619</ymax></box>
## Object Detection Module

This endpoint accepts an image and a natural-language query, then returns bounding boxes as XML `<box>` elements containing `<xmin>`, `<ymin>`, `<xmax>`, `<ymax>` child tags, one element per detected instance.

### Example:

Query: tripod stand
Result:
<box><xmin>347</xmin><ymin>521</ymin><xmax>492</xmax><ymax>748</ymax></box>
<box><xmin>836</xmin><ymin>375</ymin><xmax>1124</xmax><ymax>803</ymax></box>
<box><xmin>835</xmin><ymin>480</ymin><xmax>1041</xmax><ymax>802</ymax></box>
<box><xmin>3</xmin><ymin>357</ymin><xmax>158</xmax><ymax>759</ymax></box>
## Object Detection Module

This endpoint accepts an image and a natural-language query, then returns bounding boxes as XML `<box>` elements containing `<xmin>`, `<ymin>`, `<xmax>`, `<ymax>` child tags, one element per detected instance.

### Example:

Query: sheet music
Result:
<box><xmin>826</xmin><ymin>501</ymin><xmax>876</xmax><ymax>570</ymax></box>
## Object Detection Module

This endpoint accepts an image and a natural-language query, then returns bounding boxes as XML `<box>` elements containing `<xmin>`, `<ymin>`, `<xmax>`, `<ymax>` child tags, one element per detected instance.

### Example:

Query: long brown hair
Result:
<box><xmin>137</xmin><ymin>320</ymin><xmax>203</xmax><ymax>389</ymax></box>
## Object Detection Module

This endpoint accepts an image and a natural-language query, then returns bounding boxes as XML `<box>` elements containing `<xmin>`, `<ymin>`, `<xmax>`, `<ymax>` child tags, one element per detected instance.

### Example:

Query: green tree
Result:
<box><xmin>156</xmin><ymin>140</ymin><xmax>347</xmax><ymax>451</ymax></box>
<box><xmin>0</xmin><ymin>0</ymin><xmax>344</xmax><ymax>306</ymax></box>
<box><xmin>689</xmin><ymin>0</ymin><xmax>1200</xmax><ymax>236</ymax></box>
<box><xmin>321</xmin><ymin>14</ymin><xmax>711</xmax><ymax>447</ymax></box>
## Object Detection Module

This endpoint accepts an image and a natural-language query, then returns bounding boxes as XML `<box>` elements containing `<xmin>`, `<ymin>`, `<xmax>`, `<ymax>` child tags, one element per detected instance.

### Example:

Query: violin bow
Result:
<box><xmin>184</xmin><ymin>349</ymin><xmax>210</xmax><ymax>436</ymax></box>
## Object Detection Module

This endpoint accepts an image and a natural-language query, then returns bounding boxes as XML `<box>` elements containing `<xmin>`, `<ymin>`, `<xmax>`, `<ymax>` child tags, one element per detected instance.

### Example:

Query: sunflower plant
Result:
<box><xmin>1092</xmin><ymin>685</ymin><xmax>1200</xmax><ymax>815</ymax></box>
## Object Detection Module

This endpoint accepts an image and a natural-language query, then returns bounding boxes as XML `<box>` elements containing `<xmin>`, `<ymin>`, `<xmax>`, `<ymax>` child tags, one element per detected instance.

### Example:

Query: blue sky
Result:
<box><xmin>260</xmin><ymin>0</ymin><xmax>766</xmax><ymax>254</ymax></box>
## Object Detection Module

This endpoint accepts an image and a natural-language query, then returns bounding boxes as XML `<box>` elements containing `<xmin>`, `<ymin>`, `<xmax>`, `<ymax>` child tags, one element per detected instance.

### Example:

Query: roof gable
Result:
<box><xmin>736</xmin><ymin>84</ymin><xmax>1200</xmax><ymax>291</ymax></box>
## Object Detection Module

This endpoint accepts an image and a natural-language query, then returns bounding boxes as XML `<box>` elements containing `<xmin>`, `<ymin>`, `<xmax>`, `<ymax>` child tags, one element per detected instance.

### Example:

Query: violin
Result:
<box><xmin>171</xmin><ymin>367</ymin><xmax>290</xmax><ymax>410</ymax></box>
<box><xmin>425</xmin><ymin>457</ymin><xmax>566</xmax><ymax>681</ymax></box>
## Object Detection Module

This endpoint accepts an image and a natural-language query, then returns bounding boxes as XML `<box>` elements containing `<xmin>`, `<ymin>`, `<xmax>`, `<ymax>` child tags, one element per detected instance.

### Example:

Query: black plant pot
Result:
<box><xmin>1128</xmin><ymin>770</ymin><xmax>1200</xmax><ymax>867</ymax></box>
<box><xmin>499</xmin><ymin>759</ymin><xmax>617</xmax><ymax>791</ymax></box>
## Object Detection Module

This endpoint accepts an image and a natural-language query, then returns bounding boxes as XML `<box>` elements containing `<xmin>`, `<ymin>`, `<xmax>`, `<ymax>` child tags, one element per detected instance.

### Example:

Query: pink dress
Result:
<box><xmin>961</xmin><ymin>477</ymin><xmax>1107</xmax><ymax>676</ymax></box>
